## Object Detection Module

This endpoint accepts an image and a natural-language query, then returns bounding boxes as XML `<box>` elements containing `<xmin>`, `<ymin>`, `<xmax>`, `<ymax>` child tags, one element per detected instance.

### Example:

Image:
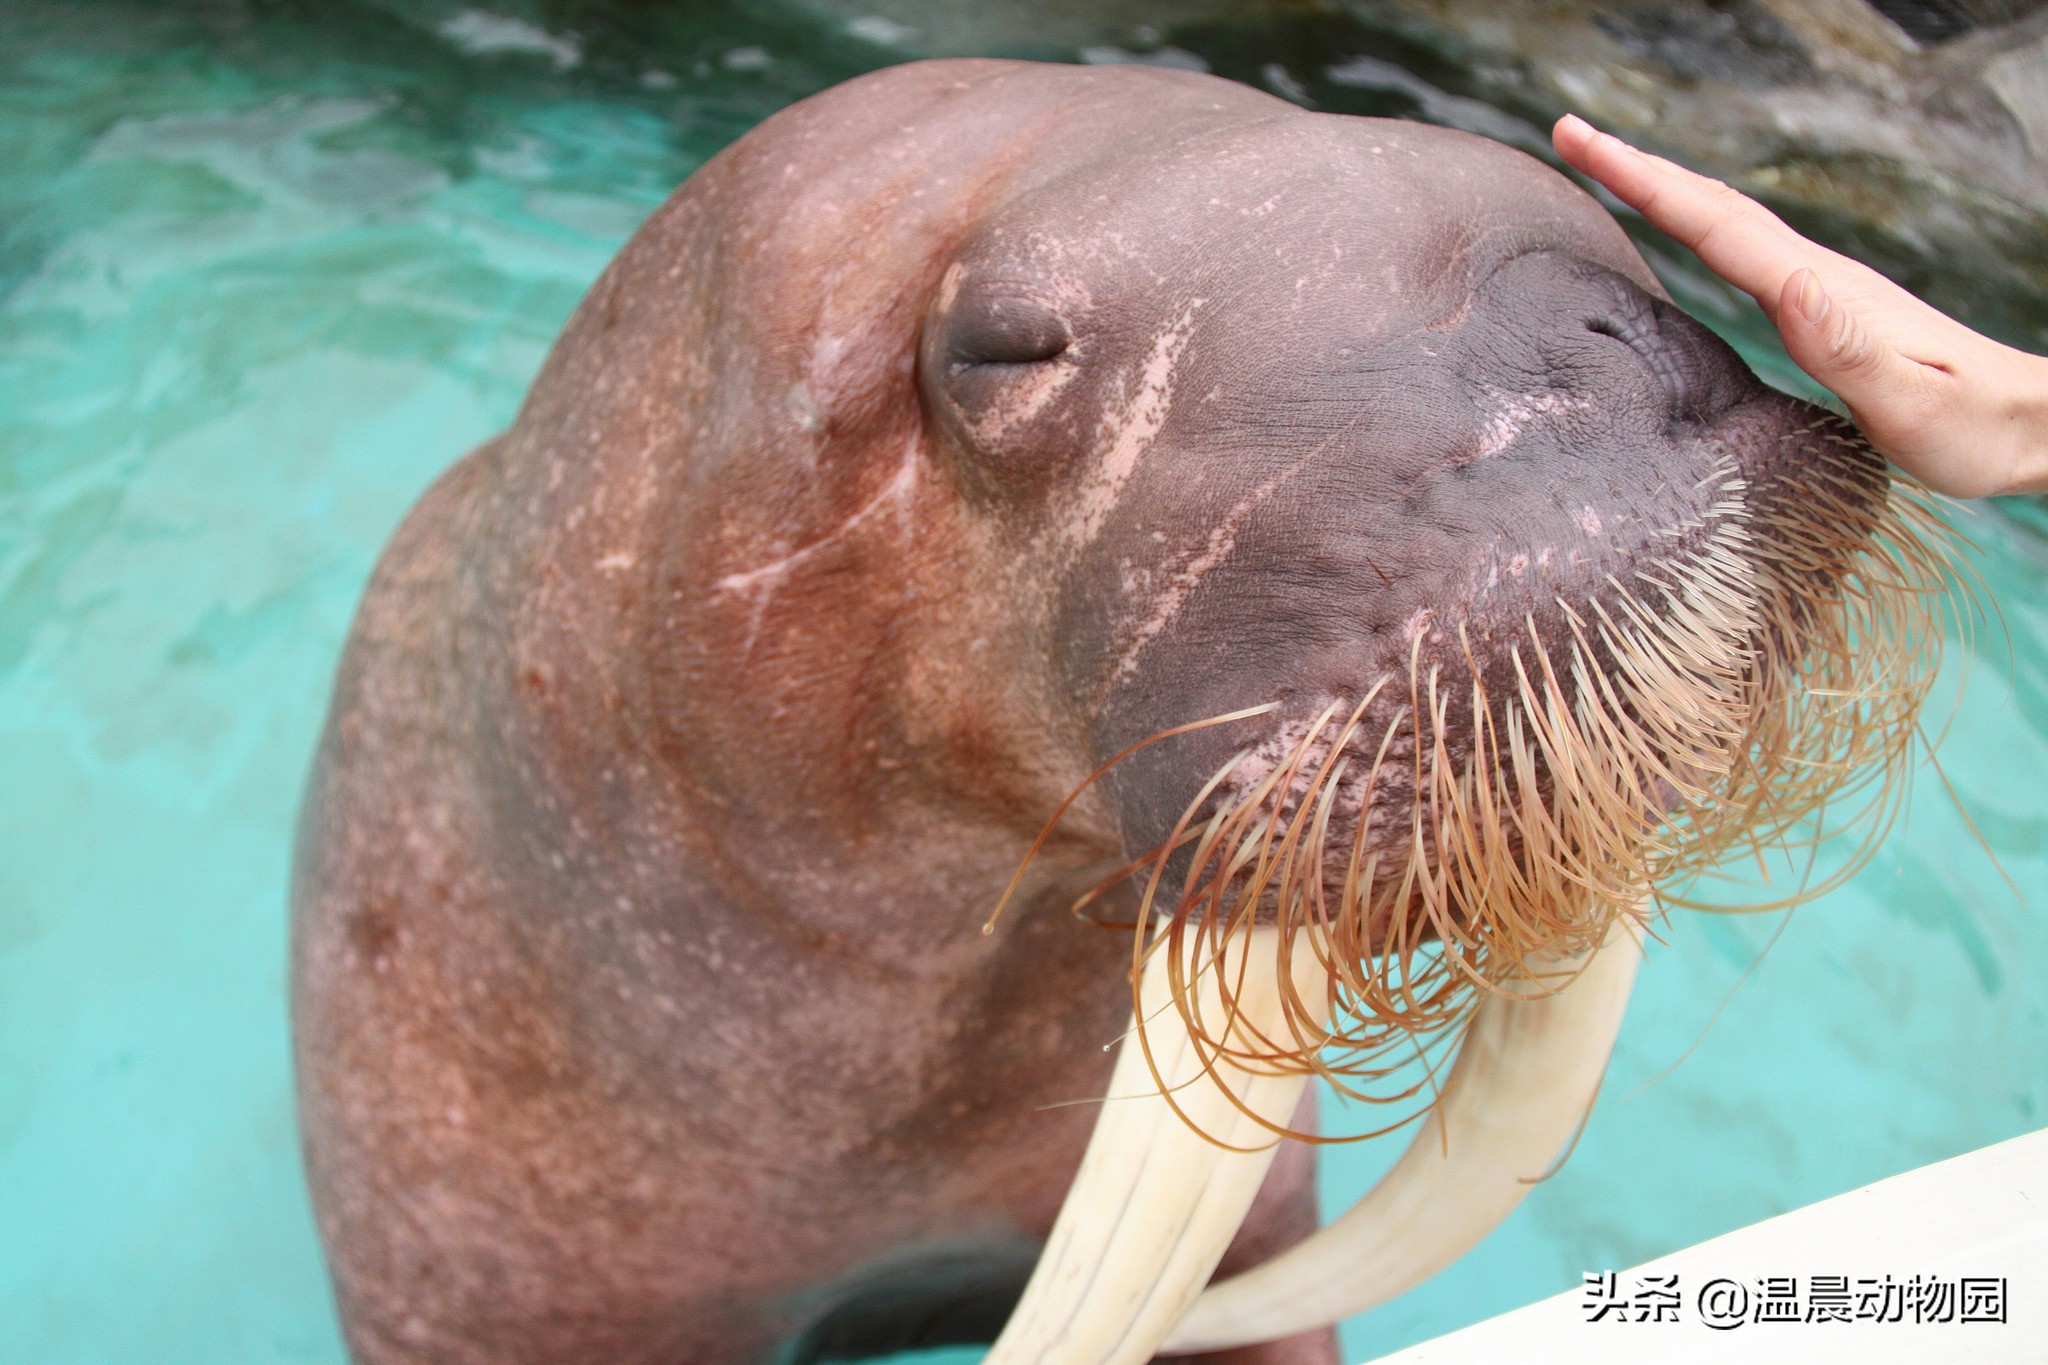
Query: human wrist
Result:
<box><xmin>1997</xmin><ymin>347</ymin><xmax>2048</xmax><ymax>497</ymax></box>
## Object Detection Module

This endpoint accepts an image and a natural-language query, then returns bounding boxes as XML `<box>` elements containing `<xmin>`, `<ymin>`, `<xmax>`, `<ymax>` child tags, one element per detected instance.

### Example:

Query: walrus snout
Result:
<box><xmin>1070</xmin><ymin>296</ymin><xmax>1823</xmax><ymax>893</ymax></box>
<box><xmin>1480</xmin><ymin>250</ymin><xmax>1763</xmax><ymax>427</ymax></box>
<box><xmin>1084</xmin><ymin>381</ymin><xmax>1897</xmax><ymax>932</ymax></box>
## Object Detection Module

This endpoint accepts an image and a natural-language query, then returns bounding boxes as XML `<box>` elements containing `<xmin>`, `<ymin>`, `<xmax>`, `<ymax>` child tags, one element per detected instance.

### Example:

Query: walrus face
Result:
<box><xmin>924</xmin><ymin>116</ymin><xmax>1955</xmax><ymax>1356</ymax></box>
<box><xmin>924</xmin><ymin>117</ymin><xmax>1931</xmax><ymax>919</ymax></box>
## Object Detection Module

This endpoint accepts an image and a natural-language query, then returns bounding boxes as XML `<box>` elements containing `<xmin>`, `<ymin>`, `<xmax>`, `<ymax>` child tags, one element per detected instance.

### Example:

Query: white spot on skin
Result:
<box><xmin>1472</xmin><ymin>389</ymin><xmax>1585</xmax><ymax>459</ymax></box>
<box><xmin>962</xmin><ymin>358</ymin><xmax>1078</xmax><ymax>444</ymax></box>
<box><xmin>1483</xmin><ymin>551</ymin><xmax>1533</xmax><ymax>590</ymax></box>
<box><xmin>1579</xmin><ymin>506</ymin><xmax>1605</xmax><ymax>537</ymax></box>
<box><xmin>713</xmin><ymin>440</ymin><xmax>917</xmax><ymax>596</ymax></box>
<box><xmin>712</xmin><ymin>437</ymin><xmax>919</xmax><ymax>656</ymax></box>
<box><xmin>1403</xmin><ymin>607</ymin><xmax>1437</xmax><ymax>645</ymax></box>
<box><xmin>935</xmin><ymin>262</ymin><xmax>964</xmax><ymax>314</ymax></box>
<box><xmin>596</xmin><ymin>551</ymin><xmax>635</xmax><ymax>573</ymax></box>
<box><xmin>788</xmin><ymin>383</ymin><xmax>826</xmax><ymax>434</ymax></box>
<box><xmin>1107</xmin><ymin>498</ymin><xmax>1249</xmax><ymax>686</ymax></box>
<box><xmin>1068</xmin><ymin>301</ymin><xmax>1200</xmax><ymax>545</ymax></box>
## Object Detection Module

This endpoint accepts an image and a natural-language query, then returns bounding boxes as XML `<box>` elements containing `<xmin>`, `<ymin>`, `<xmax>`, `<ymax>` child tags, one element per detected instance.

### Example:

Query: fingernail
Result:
<box><xmin>1794</xmin><ymin>269</ymin><xmax>1830</xmax><ymax>324</ymax></box>
<box><xmin>1557</xmin><ymin>113</ymin><xmax>1591</xmax><ymax>138</ymax></box>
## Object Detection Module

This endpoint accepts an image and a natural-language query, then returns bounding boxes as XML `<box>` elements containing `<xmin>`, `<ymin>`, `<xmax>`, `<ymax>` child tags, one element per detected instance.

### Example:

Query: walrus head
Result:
<box><xmin>494</xmin><ymin>58</ymin><xmax>1957</xmax><ymax>1361</ymax></box>
<box><xmin>929</xmin><ymin>67</ymin><xmax>1961</xmax><ymax>1350</ymax></box>
<box><xmin>945</xmin><ymin>85</ymin><xmax>1951</xmax><ymax>1014</ymax></box>
<box><xmin>907</xmin><ymin>67</ymin><xmax>1955</xmax><ymax>1358</ymax></box>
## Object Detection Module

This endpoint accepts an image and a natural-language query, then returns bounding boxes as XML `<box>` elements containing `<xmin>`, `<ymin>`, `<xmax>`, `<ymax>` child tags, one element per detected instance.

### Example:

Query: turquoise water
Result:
<box><xmin>2</xmin><ymin>3</ymin><xmax>2043</xmax><ymax>1361</ymax></box>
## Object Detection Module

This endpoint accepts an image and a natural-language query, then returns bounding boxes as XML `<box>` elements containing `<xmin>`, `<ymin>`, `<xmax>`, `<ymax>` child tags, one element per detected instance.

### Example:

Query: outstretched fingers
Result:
<box><xmin>1550</xmin><ymin>113</ymin><xmax>2048</xmax><ymax>498</ymax></box>
<box><xmin>1552</xmin><ymin>114</ymin><xmax>1926</xmax><ymax>431</ymax></box>
<box><xmin>1552</xmin><ymin>114</ymin><xmax>1821</xmax><ymax>316</ymax></box>
<box><xmin>1772</xmin><ymin>268</ymin><xmax>1951</xmax><ymax>443</ymax></box>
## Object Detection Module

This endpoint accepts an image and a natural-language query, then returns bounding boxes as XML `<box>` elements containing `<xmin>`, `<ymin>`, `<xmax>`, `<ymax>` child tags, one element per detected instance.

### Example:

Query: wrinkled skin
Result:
<box><xmin>293</xmin><ymin>59</ymin><xmax>1806</xmax><ymax>1364</ymax></box>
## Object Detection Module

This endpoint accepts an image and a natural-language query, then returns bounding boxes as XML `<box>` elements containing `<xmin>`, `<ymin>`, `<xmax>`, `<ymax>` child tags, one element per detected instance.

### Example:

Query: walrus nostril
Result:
<box><xmin>1585</xmin><ymin>303</ymin><xmax>1722</xmax><ymax>421</ymax></box>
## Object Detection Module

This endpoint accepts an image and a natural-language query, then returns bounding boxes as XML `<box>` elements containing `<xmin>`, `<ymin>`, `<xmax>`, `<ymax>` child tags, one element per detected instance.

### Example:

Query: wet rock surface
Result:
<box><xmin>790</xmin><ymin>0</ymin><xmax>2048</xmax><ymax>351</ymax></box>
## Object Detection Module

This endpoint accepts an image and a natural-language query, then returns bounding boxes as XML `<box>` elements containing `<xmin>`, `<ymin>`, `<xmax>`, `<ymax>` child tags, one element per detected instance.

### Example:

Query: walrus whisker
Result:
<box><xmin>982</xmin><ymin>700</ymin><xmax>1279</xmax><ymax>936</ymax></box>
<box><xmin>1178</xmin><ymin>709</ymin><xmax>1354</xmax><ymax>1078</ymax></box>
<box><xmin>1127</xmin><ymin>711</ymin><xmax>1337</xmax><ymax>1098</ymax></box>
<box><xmin>991</xmin><ymin>431</ymin><xmax>1971</xmax><ymax>1147</ymax></box>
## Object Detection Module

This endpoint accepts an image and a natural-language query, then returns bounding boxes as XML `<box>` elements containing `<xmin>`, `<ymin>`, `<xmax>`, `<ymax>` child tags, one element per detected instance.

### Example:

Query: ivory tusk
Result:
<box><xmin>1162</xmin><ymin>917</ymin><xmax>1644</xmax><ymax>1353</ymax></box>
<box><xmin>984</xmin><ymin>924</ymin><xmax>1333</xmax><ymax>1365</ymax></box>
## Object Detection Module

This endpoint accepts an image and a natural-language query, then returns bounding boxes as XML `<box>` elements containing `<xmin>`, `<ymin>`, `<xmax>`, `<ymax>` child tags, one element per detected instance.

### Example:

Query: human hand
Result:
<box><xmin>1553</xmin><ymin>113</ymin><xmax>2048</xmax><ymax>499</ymax></box>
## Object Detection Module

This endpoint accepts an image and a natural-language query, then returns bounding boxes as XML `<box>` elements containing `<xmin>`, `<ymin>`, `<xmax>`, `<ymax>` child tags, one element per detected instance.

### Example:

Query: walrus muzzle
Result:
<box><xmin>985</xmin><ymin>421</ymin><xmax>1960</xmax><ymax>1361</ymax></box>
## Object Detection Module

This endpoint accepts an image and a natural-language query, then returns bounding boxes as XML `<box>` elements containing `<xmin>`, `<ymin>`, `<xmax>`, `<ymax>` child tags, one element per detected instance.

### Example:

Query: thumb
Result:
<box><xmin>1776</xmin><ymin>268</ymin><xmax>1908</xmax><ymax>409</ymax></box>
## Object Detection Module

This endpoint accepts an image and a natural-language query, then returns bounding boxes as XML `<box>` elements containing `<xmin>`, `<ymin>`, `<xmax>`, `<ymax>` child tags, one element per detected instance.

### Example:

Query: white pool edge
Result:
<box><xmin>1360</xmin><ymin>1125</ymin><xmax>2048</xmax><ymax>1363</ymax></box>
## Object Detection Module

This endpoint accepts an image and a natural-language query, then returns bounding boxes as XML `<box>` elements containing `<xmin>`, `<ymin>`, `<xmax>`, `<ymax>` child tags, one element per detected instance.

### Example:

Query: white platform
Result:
<box><xmin>1363</xmin><ymin>1126</ymin><xmax>2048</xmax><ymax>1363</ymax></box>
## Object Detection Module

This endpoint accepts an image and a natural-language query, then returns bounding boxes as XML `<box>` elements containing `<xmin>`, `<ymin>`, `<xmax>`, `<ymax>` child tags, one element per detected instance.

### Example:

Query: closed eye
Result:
<box><xmin>946</xmin><ymin>294</ymin><xmax>1073</xmax><ymax>372</ymax></box>
<box><xmin>953</xmin><ymin>344</ymin><xmax>1067</xmax><ymax>371</ymax></box>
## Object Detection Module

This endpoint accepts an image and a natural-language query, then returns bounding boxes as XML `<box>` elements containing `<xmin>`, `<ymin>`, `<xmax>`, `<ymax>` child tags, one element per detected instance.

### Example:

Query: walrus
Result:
<box><xmin>291</xmin><ymin>58</ymin><xmax>1953</xmax><ymax>1365</ymax></box>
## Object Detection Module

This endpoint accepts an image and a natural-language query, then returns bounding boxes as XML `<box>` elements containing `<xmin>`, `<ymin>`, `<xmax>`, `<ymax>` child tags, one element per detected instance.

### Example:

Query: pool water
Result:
<box><xmin>2</xmin><ymin>2</ymin><xmax>2043</xmax><ymax>1361</ymax></box>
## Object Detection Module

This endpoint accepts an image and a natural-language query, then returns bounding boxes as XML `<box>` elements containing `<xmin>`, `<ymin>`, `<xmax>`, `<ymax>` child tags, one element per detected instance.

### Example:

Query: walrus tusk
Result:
<box><xmin>984</xmin><ymin>924</ymin><xmax>1332</xmax><ymax>1365</ymax></box>
<box><xmin>1161</xmin><ymin>915</ymin><xmax>1644</xmax><ymax>1353</ymax></box>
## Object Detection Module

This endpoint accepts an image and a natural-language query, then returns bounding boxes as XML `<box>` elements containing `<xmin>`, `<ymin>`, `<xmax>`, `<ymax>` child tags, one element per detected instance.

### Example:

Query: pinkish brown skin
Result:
<box><xmin>295</xmin><ymin>57</ymin><xmax>1829</xmax><ymax>1364</ymax></box>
